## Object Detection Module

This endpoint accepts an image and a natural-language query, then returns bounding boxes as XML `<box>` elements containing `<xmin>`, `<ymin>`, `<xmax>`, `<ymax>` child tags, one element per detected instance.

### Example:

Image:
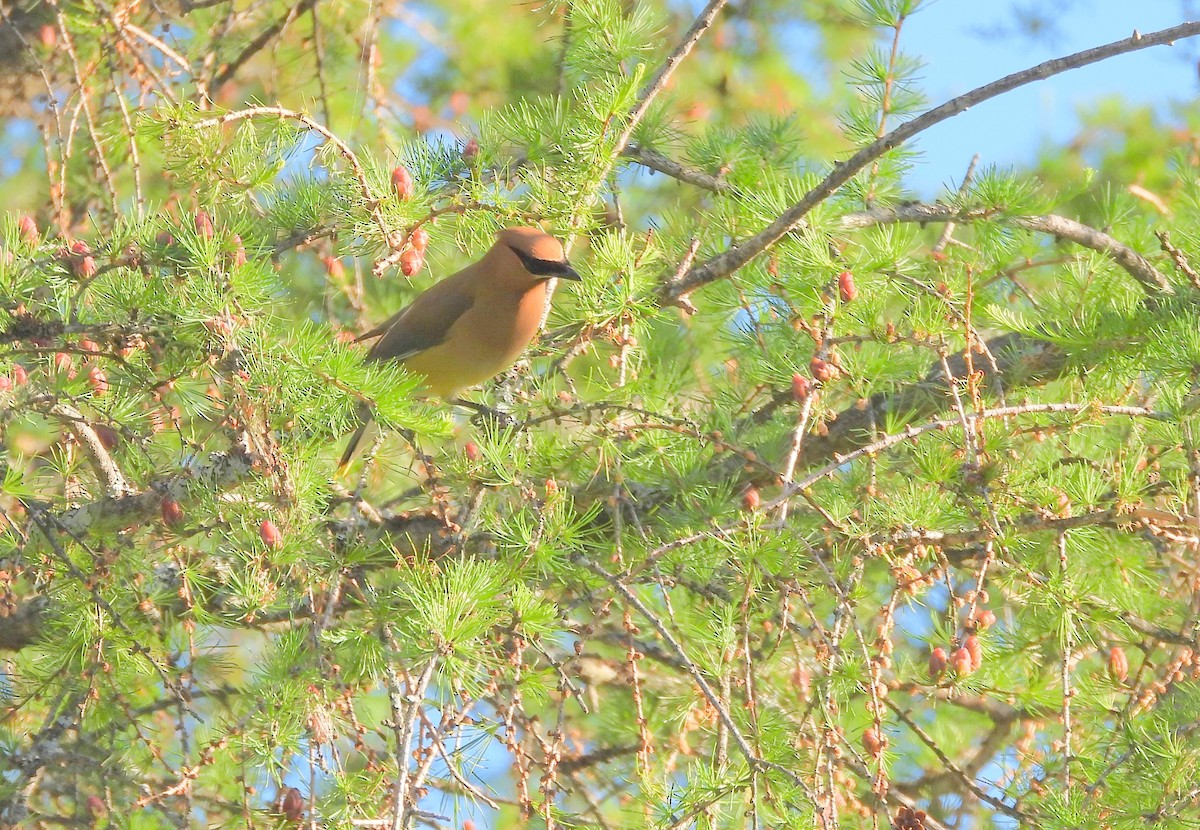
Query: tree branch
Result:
<box><xmin>794</xmin><ymin>331</ymin><xmax>1067</xmax><ymax>467</ymax></box>
<box><xmin>662</xmin><ymin>20</ymin><xmax>1200</xmax><ymax>302</ymax></box>
<box><xmin>884</xmin><ymin>697</ymin><xmax>1023</xmax><ymax>819</ymax></box>
<box><xmin>622</xmin><ymin>144</ymin><xmax>731</xmax><ymax>194</ymax></box>
<box><xmin>608</xmin><ymin>0</ymin><xmax>728</xmax><ymax>169</ymax></box>
<box><xmin>839</xmin><ymin>203</ymin><xmax>1170</xmax><ymax>294</ymax></box>
<box><xmin>1</xmin><ymin>504</ymin><xmax>453</xmax><ymax>652</ymax></box>
<box><xmin>778</xmin><ymin>402</ymin><xmax>1165</xmax><ymax>506</ymax></box>
<box><xmin>579</xmin><ymin>555</ymin><xmax>820</xmax><ymax>804</ymax></box>
<box><xmin>50</xmin><ymin>442</ymin><xmax>256</xmax><ymax>537</ymax></box>
<box><xmin>50</xmin><ymin>403</ymin><xmax>132</xmax><ymax>499</ymax></box>
<box><xmin>191</xmin><ymin>106</ymin><xmax>397</xmax><ymax>253</ymax></box>
<box><xmin>210</xmin><ymin>0</ymin><xmax>319</xmax><ymax>88</ymax></box>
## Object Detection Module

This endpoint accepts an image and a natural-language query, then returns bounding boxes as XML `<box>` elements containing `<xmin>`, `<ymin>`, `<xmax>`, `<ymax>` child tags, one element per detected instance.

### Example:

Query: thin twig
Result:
<box><xmin>551</xmin><ymin>0</ymin><xmax>729</xmax><ymax>306</ymax></box>
<box><xmin>211</xmin><ymin>0</ymin><xmax>319</xmax><ymax>87</ymax></box>
<box><xmin>932</xmin><ymin>154</ymin><xmax>980</xmax><ymax>253</ymax></box>
<box><xmin>1059</xmin><ymin>531</ymin><xmax>1074</xmax><ymax>800</ymax></box>
<box><xmin>385</xmin><ymin>654</ymin><xmax>438</xmax><ymax>830</ymax></box>
<box><xmin>623</xmin><ymin>144</ymin><xmax>731</xmax><ymax>194</ymax></box>
<box><xmin>884</xmin><ymin>698</ymin><xmax>1023</xmax><ymax>818</ymax></box>
<box><xmin>580</xmin><ymin>556</ymin><xmax>820</xmax><ymax>804</ymax></box>
<box><xmin>1156</xmin><ymin>229</ymin><xmax>1200</xmax><ymax>289</ymax></box>
<box><xmin>843</xmin><ymin>204</ymin><xmax>1168</xmax><ymax>295</ymax></box>
<box><xmin>192</xmin><ymin>106</ymin><xmax>396</xmax><ymax>250</ymax></box>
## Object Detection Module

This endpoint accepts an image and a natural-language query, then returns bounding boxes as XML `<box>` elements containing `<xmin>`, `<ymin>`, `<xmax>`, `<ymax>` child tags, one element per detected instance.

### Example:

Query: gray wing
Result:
<box><xmin>365</xmin><ymin>287</ymin><xmax>475</xmax><ymax>362</ymax></box>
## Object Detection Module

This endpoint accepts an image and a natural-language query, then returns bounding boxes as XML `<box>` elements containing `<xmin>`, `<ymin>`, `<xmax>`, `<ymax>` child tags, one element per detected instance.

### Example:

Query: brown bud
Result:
<box><xmin>861</xmin><ymin>726</ymin><xmax>885</xmax><ymax>758</ymax></box>
<box><xmin>279</xmin><ymin>787</ymin><xmax>304</xmax><ymax>823</ymax></box>
<box><xmin>838</xmin><ymin>270</ymin><xmax>857</xmax><ymax>303</ymax></box>
<box><xmin>156</xmin><ymin>230</ymin><xmax>175</xmax><ymax>247</ymax></box>
<box><xmin>85</xmin><ymin>795</ymin><xmax>107</xmax><ymax>820</ymax></box>
<box><xmin>87</xmin><ymin>366</ymin><xmax>108</xmax><ymax>396</ymax></box>
<box><xmin>69</xmin><ymin>241</ymin><xmax>95</xmax><ymax>278</ymax></box>
<box><xmin>894</xmin><ymin>806</ymin><xmax>927</xmax><ymax>830</ymax></box>
<box><xmin>194</xmin><ymin>210</ymin><xmax>214</xmax><ymax>239</ymax></box>
<box><xmin>260</xmin><ymin>519</ymin><xmax>283</xmax><ymax>550</ymax></box>
<box><xmin>18</xmin><ymin>215</ymin><xmax>38</xmax><ymax>245</ymax></box>
<box><xmin>964</xmin><ymin>634</ymin><xmax>982</xmax><ymax>672</ymax></box>
<box><xmin>12</xmin><ymin>364</ymin><xmax>27</xmax><ymax>385</ymax></box>
<box><xmin>464</xmin><ymin>441</ymin><xmax>482</xmax><ymax>462</ymax></box>
<box><xmin>161</xmin><ymin>497</ymin><xmax>184</xmax><ymax>529</ymax></box>
<box><xmin>94</xmin><ymin>424</ymin><xmax>119</xmax><ymax>450</ymax></box>
<box><xmin>400</xmin><ymin>247</ymin><xmax>424</xmax><ymax>277</ymax></box>
<box><xmin>38</xmin><ymin>23</ymin><xmax>56</xmax><ymax>48</ymax></box>
<box><xmin>231</xmin><ymin>234</ymin><xmax>247</xmax><ymax>267</ymax></box>
<box><xmin>810</xmin><ymin>356</ymin><xmax>835</xmax><ymax>382</ymax></box>
<box><xmin>410</xmin><ymin>226</ymin><xmax>429</xmax><ymax>253</ymax></box>
<box><xmin>322</xmin><ymin>256</ymin><xmax>345</xmax><ymax>279</ymax></box>
<box><xmin>54</xmin><ymin>352</ymin><xmax>76</xmax><ymax>379</ymax></box>
<box><xmin>928</xmin><ymin>647</ymin><xmax>947</xmax><ymax>679</ymax></box>
<box><xmin>742</xmin><ymin>487</ymin><xmax>761</xmax><ymax>512</ymax></box>
<box><xmin>391</xmin><ymin>166</ymin><xmax>415</xmax><ymax>200</ymax></box>
<box><xmin>973</xmin><ymin>609</ymin><xmax>997</xmax><ymax>630</ymax></box>
<box><xmin>462</xmin><ymin>137</ymin><xmax>479</xmax><ymax>163</ymax></box>
<box><xmin>544</xmin><ymin>478</ymin><xmax>559</xmax><ymax>495</ymax></box>
<box><xmin>79</xmin><ymin>338</ymin><xmax>100</xmax><ymax>354</ymax></box>
<box><xmin>1056</xmin><ymin>492</ymin><xmax>1071</xmax><ymax>515</ymax></box>
<box><xmin>1108</xmin><ymin>646</ymin><xmax>1129</xmax><ymax>683</ymax></box>
<box><xmin>951</xmin><ymin>647</ymin><xmax>973</xmax><ymax>676</ymax></box>
<box><xmin>791</xmin><ymin>373</ymin><xmax>810</xmax><ymax>402</ymax></box>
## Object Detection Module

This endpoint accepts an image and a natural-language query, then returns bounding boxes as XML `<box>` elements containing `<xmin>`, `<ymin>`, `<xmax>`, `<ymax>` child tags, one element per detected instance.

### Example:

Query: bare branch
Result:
<box><xmin>779</xmin><ymin>402</ymin><xmax>1165</xmax><ymax>506</ymax></box>
<box><xmin>664</xmin><ymin>21</ymin><xmax>1200</xmax><ymax>302</ymax></box>
<box><xmin>50</xmin><ymin>402</ymin><xmax>133</xmax><ymax>499</ymax></box>
<box><xmin>622</xmin><ymin>144</ymin><xmax>731</xmax><ymax>194</ymax></box>
<box><xmin>840</xmin><ymin>204</ymin><xmax>1171</xmax><ymax>294</ymax></box>
<box><xmin>884</xmin><ymin>697</ymin><xmax>1023</xmax><ymax>819</ymax></box>
<box><xmin>1017</xmin><ymin>213</ymin><xmax>1166</xmax><ymax>295</ymax></box>
<box><xmin>607</xmin><ymin>0</ymin><xmax>728</xmax><ymax>173</ymax></box>
<box><xmin>210</xmin><ymin>0</ymin><xmax>319</xmax><ymax>88</ymax></box>
<box><xmin>51</xmin><ymin>442</ymin><xmax>256</xmax><ymax>537</ymax></box>
<box><xmin>1157</xmin><ymin>229</ymin><xmax>1200</xmax><ymax>289</ymax></box>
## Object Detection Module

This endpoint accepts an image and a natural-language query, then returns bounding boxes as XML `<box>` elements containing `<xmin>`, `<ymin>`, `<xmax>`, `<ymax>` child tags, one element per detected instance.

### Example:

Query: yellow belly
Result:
<box><xmin>401</xmin><ymin>341</ymin><xmax>523</xmax><ymax>399</ymax></box>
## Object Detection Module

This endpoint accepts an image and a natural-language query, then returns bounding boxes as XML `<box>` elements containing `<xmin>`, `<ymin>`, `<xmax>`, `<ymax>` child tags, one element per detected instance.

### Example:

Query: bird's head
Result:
<box><xmin>495</xmin><ymin>226</ymin><xmax>581</xmax><ymax>284</ymax></box>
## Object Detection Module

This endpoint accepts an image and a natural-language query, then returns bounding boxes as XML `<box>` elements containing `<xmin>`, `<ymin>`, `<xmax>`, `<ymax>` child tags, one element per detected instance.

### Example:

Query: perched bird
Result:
<box><xmin>338</xmin><ymin>226</ymin><xmax>581</xmax><ymax>470</ymax></box>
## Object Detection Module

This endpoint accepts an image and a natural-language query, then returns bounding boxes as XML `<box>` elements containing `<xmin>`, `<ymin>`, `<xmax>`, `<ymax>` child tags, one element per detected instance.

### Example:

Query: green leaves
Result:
<box><xmin>11</xmin><ymin>1</ymin><xmax>1200</xmax><ymax>828</ymax></box>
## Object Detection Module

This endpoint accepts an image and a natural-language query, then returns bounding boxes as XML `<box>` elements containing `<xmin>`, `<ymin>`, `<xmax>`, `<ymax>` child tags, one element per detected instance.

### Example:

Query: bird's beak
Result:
<box><xmin>557</xmin><ymin>262</ymin><xmax>582</xmax><ymax>281</ymax></box>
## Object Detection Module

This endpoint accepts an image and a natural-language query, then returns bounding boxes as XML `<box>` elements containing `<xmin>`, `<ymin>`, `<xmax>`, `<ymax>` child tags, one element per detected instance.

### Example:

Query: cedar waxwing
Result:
<box><xmin>338</xmin><ymin>226</ymin><xmax>581</xmax><ymax>469</ymax></box>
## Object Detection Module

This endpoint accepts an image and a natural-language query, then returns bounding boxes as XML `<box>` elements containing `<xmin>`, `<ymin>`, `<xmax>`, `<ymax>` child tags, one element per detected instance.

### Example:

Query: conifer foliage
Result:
<box><xmin>4</xmin><ymin>0</ymin><xmax>1200</xmax><ymax>827</ymax></box>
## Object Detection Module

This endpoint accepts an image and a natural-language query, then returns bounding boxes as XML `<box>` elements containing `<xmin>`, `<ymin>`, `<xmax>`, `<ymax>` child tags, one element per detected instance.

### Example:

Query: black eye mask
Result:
<box><xmin>508</xmin><ymin>245</ymin><xmax>582</xmax><ymax>280</ymax></box>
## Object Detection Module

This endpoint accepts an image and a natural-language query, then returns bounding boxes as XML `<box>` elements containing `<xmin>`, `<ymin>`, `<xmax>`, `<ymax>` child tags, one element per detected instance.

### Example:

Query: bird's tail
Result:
<box><xmin>337</xmin><ymin>405</ymin><xmax>374</xmax><ymax>474</ymax></box>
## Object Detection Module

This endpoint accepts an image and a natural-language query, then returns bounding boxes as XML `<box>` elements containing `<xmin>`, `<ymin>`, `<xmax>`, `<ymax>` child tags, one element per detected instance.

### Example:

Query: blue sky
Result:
<box><xmin>893</xmin><ymin>1</ymin><xmax>1198</xmax><ymax>194</ymax></box>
